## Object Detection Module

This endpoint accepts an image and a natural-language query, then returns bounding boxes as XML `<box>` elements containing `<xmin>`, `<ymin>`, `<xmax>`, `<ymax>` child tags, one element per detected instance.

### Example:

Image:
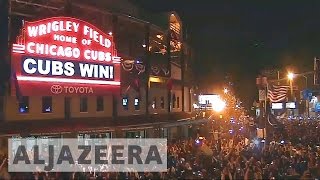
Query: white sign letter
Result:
<box><xmin>23</xmin><ymin>58</ymin><xmax>37</xmax><ymax>74</ymax></box>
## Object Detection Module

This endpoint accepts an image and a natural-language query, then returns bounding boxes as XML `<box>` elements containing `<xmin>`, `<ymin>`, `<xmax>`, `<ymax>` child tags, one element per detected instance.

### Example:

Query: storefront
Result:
<box><xmin>160</xmin><ymin>128</ymin><xmax>169</xmax><ymax>138</ymax></box>
<box><xmin>10</xmin><ymin>134</ymin><xmax>63</xmax><ymax>159</ymax></box>
<box><xmin>125</xmin><ymin>130</ymin><xmax>146</xmax><ymax>138</ymax></box>
<box><xmin>78</xmin><ymin>132</ymin><xmax>113</xmax><ymax>139</ymax></box>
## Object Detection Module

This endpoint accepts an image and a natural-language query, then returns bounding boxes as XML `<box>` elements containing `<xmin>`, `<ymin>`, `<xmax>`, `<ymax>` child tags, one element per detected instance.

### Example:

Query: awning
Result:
<box><xmin>0</xmin><ymin>112</ymin><xmax>195</xmax><ymax>136</ymax></box>
<box><xmin>160</xmin><ymin>118</ymin><xmax>208</xmax><ymax>128</ymax></box>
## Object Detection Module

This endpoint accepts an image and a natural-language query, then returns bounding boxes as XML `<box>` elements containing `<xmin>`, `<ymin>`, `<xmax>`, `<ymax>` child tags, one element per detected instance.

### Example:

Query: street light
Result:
<box><xmin>287</xmin><ymin>72</ymin><xmax>294</xmax><ymax>80</ymax></box>
<box><xmin>212</xmin><ymin>97</ymin><xmax>226</xmax><ymax>112</ymax></box>
<box><xmin>287</xmin><ymin>72</ymin><xmax>309</xmax><ymax>117</ymax></box>
<box><xmin>287</xmin><ymin>72</ymin><xmax>294</xmax><ymax>98</ymax></box>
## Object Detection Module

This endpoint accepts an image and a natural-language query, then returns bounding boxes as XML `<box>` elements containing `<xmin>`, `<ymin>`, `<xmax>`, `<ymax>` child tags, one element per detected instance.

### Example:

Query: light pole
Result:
<box><xmin>302</xmin><ymin>75</ymin><xmax>309</xmax><ymax>117</ymax></box>
<box><xmin>287</xmin><ymin>72</ymin><xmax>309</xmax><ymax>117</ymax></box>
<box><xmin>287</xmin><ymin>72</ymin><xmax>294</xmax><ymax>99</ymax></box>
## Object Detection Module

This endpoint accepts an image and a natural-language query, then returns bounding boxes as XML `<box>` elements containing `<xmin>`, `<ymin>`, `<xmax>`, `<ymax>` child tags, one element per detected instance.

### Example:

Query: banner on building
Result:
<box><xmin>258</xmin><ymin>90</ymin><xmax>266</xmax><ymax>101</ymax></box>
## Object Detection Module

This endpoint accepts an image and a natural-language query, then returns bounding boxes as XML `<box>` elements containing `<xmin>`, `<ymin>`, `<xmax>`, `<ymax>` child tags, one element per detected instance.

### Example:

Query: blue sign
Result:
<box><xmin>315</xmin><ymin>102</ymin><xmax>320</xmax><ymax>112</ymax></box>
<box><xmin>302</xmin><ymin>89</ymin><xmax>312</xmax><ymax>101</ymax></box>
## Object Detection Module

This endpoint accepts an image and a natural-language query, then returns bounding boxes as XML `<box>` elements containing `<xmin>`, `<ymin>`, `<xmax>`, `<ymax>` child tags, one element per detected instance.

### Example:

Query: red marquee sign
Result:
<box><xmin>11</xmin><ymin>17</ymin><xmax>121</xmax><ymax>96</ymax></box>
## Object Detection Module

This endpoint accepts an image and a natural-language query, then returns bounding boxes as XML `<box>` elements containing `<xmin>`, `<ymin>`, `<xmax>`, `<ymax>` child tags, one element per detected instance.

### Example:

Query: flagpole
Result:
<box><xmin>289</xmin><ymin>79</ymin><xmax>293</xmax><ymax>100</ymax></box>
<box><xmin>264</xmin><ymin>82</ymin><xmax>268</xmax><ymax>141</ymax></box>
<box><xmin>265</xmin><ymin>83</ymin><xmax>268</xmax><ymax>114</ymax></box>
<box><xmin>277</xmin><ymin>71</ymin><xmax>280</xmax><ymax>85</ymax></box>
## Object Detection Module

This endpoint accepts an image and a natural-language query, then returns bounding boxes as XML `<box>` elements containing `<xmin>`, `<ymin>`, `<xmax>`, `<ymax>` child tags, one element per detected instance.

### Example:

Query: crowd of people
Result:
<box><xmin>0</xmin><ymin>119</ymin><xmax>319</xmax><ymax>179</ymax></box>
<box><xmin>165</xmin><ymin>119</ymin><xmax>320</xmax><ymax>179</ymax></box>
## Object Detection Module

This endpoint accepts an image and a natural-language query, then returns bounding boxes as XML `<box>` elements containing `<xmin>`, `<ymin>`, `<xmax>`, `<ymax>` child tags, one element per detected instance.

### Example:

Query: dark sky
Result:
<box><xmin>136</xmin><ymin>1</ymin><xmax>320</xmax><ymax>110</ymax></box>
<box><xmin>2</xmin><ymin>1</ymin><xmax>320</xmax><ymax>110</ymax></box>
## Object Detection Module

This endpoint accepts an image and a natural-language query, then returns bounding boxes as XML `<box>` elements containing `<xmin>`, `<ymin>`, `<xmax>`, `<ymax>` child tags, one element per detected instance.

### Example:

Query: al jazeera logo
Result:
<box><xmin>50</xmin><ymin>85</ymin><xmax>63</xmax><ymax>94</ymax></box>
<box><xmin>8</xmin><ymin>138</ymin><xmax>168</xmax><ymax>172</ymax></box>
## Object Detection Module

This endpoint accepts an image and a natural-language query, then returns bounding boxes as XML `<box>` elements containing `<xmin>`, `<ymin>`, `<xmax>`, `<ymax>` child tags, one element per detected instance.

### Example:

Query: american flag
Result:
<box><xmin>267</xmin><ymin>85</ymin><xmax>289</xmax><ymax>102</ymax></box>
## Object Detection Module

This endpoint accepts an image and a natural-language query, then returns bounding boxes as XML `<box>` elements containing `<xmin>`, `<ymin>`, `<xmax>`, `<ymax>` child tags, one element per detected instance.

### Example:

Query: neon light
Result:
<box><xmin>12</xmin><ymin>17</ymin><xmax>118</xmax><ymax>62</ymax></box>
<box><xmin>13</xmin><ymin>44</ymin><xmax>25</xmax><ymax>47</ymax></box>
<box><xmin>83</xmin><ymin>50</ymin><xmax>112</xmax><ymax>61</ymax></box>
<box><xmin>83</xmin><ymin>25</ymin><xmax>112</xmax><ymax>48</ymax></box>
<box><xmin>27</xmin><ymin>21</ymin><xmax>80</xmax><ymax>37</ymax></box>
<box><xmin>112</xmin><ymin>57</ymin><xmax>121</xmax><ymax>64</ymax></box>
<box><xmin>12</xmin><ymin>50</ymin><xmax>25</xmax><ymax>54</ymax></box>
<box><xmin>112</xmin><ymin>57</ymin><xmax>121</xmax><ymax>60</ymax></box>
<box><xmin>13</xmin><ymin>44</ymin><xmax>26</xmax><ymax>53</ymax></box>
<box><xmin>17</xmin><ymin>76</ymin><xmax>120</xmax><ymax>85</ymax></box>
<box><xmin>13</xmin><ymin>44</ymin><xmax>25</xmax><ymax>50</ymax></box>
<box><xmin>53</xmin><ymin>34</ymin><xmax>77</xmax><ymax>44</ymax></box>
<box><xmin>26</xmin><ymin>42</ymin><xmax>81</xmax><ymax>59</ymax></box>
<box><xmin>12</xmin><ymin>47</ymin><xmax>25</xmax><ymax>51</ymax></box>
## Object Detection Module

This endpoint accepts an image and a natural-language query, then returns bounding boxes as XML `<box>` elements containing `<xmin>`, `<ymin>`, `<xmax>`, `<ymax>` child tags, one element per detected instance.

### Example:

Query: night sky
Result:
<box><xmin>2</xmin><ymin>1</ymin><xmax>320</xmax><ymax>111</ymax></box>
<box><xmin>136</xmin><ymin>1</ymin><xmax>320</xmax><ymax>110</ymax></box>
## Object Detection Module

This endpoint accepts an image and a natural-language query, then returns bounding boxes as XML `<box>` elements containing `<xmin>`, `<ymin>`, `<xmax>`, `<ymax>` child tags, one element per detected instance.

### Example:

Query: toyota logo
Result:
<box><xmin>51</xmin><ymin>85</ymin><xmax>63</xmax><ymax>94</ymax></box>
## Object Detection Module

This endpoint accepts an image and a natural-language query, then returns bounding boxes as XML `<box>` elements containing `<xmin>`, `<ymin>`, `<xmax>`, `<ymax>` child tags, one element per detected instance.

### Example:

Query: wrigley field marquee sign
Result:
<box><xmin>11</xmin><ymin>17</ymin><xmax>121</xmax><ymax>96</ymax></box>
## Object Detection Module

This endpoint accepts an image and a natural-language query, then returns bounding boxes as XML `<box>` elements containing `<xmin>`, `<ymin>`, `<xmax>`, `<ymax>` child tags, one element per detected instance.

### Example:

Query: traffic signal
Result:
<box><xmin>314</xmin><ymin>57</ymin><xmax>320</xmax><ymax>85</ymax></box>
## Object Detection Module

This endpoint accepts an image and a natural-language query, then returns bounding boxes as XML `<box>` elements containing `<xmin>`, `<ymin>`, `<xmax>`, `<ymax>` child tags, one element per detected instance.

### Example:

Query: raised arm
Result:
<box><xmin>0</xmin><ymin>157</ymin><xmax>7</xmax><ymax>171</ymax></box>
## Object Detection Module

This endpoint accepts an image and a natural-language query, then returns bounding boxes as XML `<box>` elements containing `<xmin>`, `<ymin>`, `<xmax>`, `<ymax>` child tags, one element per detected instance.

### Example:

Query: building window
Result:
<box><xmin>122</xmin><ymin>97</ymin><xmax>128</xmax><ymax>110</ymax></box>
<box><xmin>80</xmin><ymin>97</ymin><xmax>88</xmax><ymax>112</ymax></box>
<box><xmin>177</xmin><ymin>97</ymin><xmax>180</xmax><ymax>108</ymax></box>
<box><xmin>134</xmin><ymin>98</ymin><xmax>140</xmax><ymax>110</ymax></box>
<box><xmin>96</xmin><ymin>96</ymin><xmax>104</xmax><ymax>112</ymax></box>
<box><xmin>19</xmin><ymin>96</ymin><xmax>29</xmax><ymax>113</ymax></box>
<box><xmin>42</xmin><ymin>96</ymin><xmax>52</xmax><ymax>113</ymax></box>
<box><xmin>152</xmin><ymin>97</ymin><xmax>157</xmax><ymax>109</ymax></box>
<box><xmin>160</xmin><ymin>96</ymin><xmax>164</xmax><ymax>109</ymax></box>
<box><xmin>172</xmin><ymin>94</ymin><xmax>176</xmax><ymax>108</ymax></box>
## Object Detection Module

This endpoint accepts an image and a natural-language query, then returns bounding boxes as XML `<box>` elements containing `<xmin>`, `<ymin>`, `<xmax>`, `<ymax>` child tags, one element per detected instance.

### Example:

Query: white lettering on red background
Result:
<box><xmin>26</xmin><ymin>42</ymin><xmax>81</xmax><ymax>59</ymax></box>
<box><xmin>26</xmin><ymin>20</ymin><xmax>112</xmax><ymax>50</ymax></box>
<box><xmin>24</xmin><ymin>19</ymin><xmax>114</xmax><ymax>61</ymax></box>
<box><xmin>27</xmin><ymin>21</ymin><xmax>80</xmax><ymax>37</ymax></box>
<box><xmin>83</xmin><ymin>25</ymin><xmax>112</xmax><ymax>48</ymax></box>
<box><xmin>25</xmin><ymin>41</ymin><xmax>112</xmax><ymax>61</ymax></box>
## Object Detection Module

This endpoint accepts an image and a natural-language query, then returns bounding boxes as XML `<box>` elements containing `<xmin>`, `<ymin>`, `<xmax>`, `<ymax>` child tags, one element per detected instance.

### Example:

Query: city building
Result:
<box><xmin>0</xmin><ymin>0</ymin><xmax>206</xmax><ymax>142</ymax></box>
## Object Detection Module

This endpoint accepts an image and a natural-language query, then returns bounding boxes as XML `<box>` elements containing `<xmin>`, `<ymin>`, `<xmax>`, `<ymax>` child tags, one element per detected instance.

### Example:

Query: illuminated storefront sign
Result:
<box><xmin>271</xmin><ymin>103</ymin><xmax>283</xmax><ymax>110</ymax></box>
<box><xmin>285</xmin><ymin>102</ymin><xmax>296</xmax><ymax>109</ymax></box>
<box><xmin>12</xmin><ymin>17</ymin><xmax>121</xmax><ymax>95</ymax></box>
